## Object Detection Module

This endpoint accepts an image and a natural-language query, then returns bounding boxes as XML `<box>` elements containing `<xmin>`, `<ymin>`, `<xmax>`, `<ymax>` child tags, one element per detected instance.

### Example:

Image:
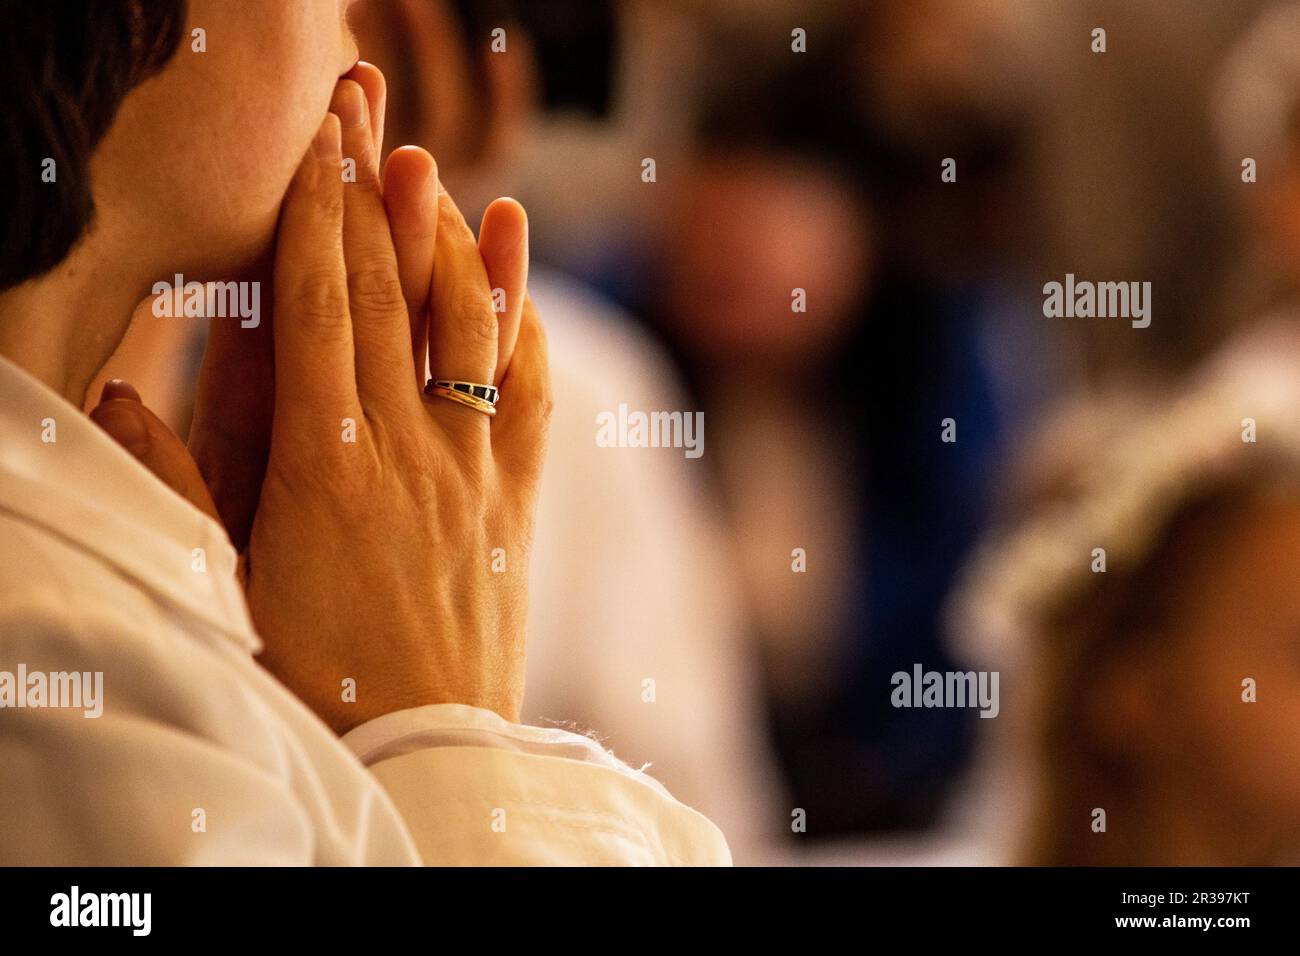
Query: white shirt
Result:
<box><xmin>0</xmin><ymin>353</ymin><xmax>730</xmax><ymax>865</ymax></box>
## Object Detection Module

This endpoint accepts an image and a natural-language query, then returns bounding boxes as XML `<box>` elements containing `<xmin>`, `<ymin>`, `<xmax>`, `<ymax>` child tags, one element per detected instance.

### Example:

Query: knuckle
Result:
<box><xmin>322</xmin><ymin>433</ymin><xmax>381</xmax><ymax>500</ymax></box>
<box><xmin>521</xmin><ymin>311</ymin><xmax>550</xmax><ymax>363</ymax></box>
<box><xmin>294</xmin><ymin>273</ymin><xmax>350</xmax><ymax>330</ymax></box>
<box><xmin>333</xmin><ymin>461</ymin><xmax>379</xmax><ymax>508</ymax></box>
<box><xmin>453</xmin><ymin>436</ymin><xmax>494</xmax><ymax>487</ymax></box>
<box><xmin>311</xmin><ymin>180</ymin><xmax>344</xmax><ymax>220</ymax></box>
<box><xmin>267</xmin><ymin>446</ymin><xmax>348</xmax><ymax>507</ymax></box>
<box><xmin>401</xmin><ymin>451</ymin><xmax>444</xmax><ymax>510</ymax></box>
<box><xmin>445</xmin><ymin>207</ymin><xmax>477</xmax><ymax>244</ymax></box>
<box><xmin>529</xmin><ymin>385</ymin><xmax>555</xmax><ymax>427</ymax></box>
<box><xmin>451</xmin><ymin>284</ymin><xmax>498</xmax><ymax>348</ymax></box>
<box><xmin>346</xmin><ymin>155</ymin><xmax>380</xmax><ymax>188</ymax></box>
<box><xmin>348</xmin><ymin>262</ymin><xmax>405</xmax><ymax>316</ymax></box>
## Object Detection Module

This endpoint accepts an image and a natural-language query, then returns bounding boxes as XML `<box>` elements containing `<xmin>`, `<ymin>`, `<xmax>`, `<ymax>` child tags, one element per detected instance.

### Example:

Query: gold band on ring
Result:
<box><xmin>425</xmin><ymin>382</ymin><xmax>497</xmax><ymax>416</ymax></box>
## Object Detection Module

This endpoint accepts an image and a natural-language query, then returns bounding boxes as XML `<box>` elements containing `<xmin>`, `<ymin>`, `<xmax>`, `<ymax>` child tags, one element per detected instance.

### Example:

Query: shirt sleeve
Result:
<box><xmin>0</xmin><ymin>602</ymin><xmax>420</xmax><ymax>866</ymax></box>
<box><xmin>341</xmin><ymin>703</ymin><xmax>733</xmax><ymax>865</ymax></box>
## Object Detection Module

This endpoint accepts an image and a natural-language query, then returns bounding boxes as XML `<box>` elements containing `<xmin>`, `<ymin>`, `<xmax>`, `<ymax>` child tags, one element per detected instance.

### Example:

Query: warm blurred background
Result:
<box><xmin>101</xmin><ymin>0</ymin><xmax>1300</xmax><ymax>865</ymax></box>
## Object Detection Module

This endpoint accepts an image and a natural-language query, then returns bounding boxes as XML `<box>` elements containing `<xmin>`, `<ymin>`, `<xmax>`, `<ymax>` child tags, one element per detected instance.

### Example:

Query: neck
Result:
<box><xmin>0</xmin><ymin>233</ymin><xmax>153</xmax><ymax>406</ymax></box>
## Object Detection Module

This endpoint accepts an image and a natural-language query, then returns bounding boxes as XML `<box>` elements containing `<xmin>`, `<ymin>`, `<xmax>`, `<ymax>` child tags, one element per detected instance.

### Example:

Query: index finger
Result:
<box><xmin>346</xmin><ymin>61</ymin><xmax>387</xmax><ymax>164</ymax></box>
<box><xmin>383</xmin><ymin>146</ymin><xmax>439</xmax><ymax>385</ymax></box>
<box><xmin>271</xmin><ymin>113</ymin><xmax>359</xmax><ymax>436</ymax></box>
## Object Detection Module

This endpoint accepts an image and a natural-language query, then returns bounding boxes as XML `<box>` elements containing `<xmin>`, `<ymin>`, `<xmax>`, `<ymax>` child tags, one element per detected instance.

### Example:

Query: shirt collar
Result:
<box><xmin>0</xmin><ymin>353</ymin><xmax>260</xmax><ymax>653</ymax></box>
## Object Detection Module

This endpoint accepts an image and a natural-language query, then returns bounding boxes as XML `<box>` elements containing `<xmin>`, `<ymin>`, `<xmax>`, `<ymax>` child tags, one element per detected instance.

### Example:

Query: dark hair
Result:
<box><xmin>0</xmin><ymin>0</ymin><xmax>187</xmax><ymax>291</ymax></box>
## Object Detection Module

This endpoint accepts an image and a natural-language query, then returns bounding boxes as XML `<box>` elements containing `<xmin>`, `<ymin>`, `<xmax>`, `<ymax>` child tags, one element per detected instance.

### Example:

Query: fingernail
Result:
<box><xmin>100</xmin><ymin>379</ymin><xmax>141</xmax><ymax>404</ymax></box>
<box><xmin>313</xmin><ymin>114</ymin><xmax>341</xmax><ymax>161</ymax></box>
<box><xmin>336</xmin><ymin>82</ymin><xmax>367</xmax><ymax>128</ymax></box>
<box><xmin>93</xmin><ymin>400</ymin><xmax>150</xmax><ymax>459</ymax></box>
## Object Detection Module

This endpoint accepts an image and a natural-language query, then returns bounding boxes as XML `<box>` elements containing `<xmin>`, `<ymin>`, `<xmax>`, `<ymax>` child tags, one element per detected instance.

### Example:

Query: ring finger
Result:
<box><xmin>425</xmin><ymin>188</ymin><xmax>502</xmax><ymax>431</ymax></box>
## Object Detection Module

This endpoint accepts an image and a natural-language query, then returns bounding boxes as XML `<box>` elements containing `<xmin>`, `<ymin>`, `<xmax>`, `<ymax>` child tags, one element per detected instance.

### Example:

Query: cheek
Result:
<box><xmin>213</xmin><ymin>7</ymin><xmax>344</xmax><ymax>211</ymax></box>
<box><xmin>160</xmin><ymin>91</ymin><xmax>327</xmax><ymax>274</ymax></box>
<box><xmin>218</xmin><ymin>94</ymin><xmax>329</xmax><ymax>218</ymax></box>
<box><xmin>131</xmin><ymin>2</ymin><xmax>346</xmax><ymax>269</ymax></box>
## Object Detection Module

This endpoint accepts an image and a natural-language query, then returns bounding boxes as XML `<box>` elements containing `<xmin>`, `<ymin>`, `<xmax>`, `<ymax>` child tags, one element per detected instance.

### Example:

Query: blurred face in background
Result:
<box><xmin>661</xmin><ymin>151</ymin><xmax>874</xmax><ymax>372</ymax></box>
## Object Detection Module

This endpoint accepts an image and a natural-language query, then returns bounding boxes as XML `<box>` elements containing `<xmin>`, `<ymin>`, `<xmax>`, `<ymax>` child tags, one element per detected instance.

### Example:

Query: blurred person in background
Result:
<box><xmin>916</xmin><ymin>0</ymin><xmax>1300</xmax><ymax>866</ymax></box>
<box><xmin>616</xmin><ymin>3</ymin><xmax>1053</xmax><ymax>840</ymax></box>
<box><xmin>1022</xmin><ymin>0</ymin><xmax>1270</xmax><ymax>379</ymax></box>
<box><xmin>949</xmin><ymin>321</ymin><xmax>1300</xmax><ymax>865</ymax></box>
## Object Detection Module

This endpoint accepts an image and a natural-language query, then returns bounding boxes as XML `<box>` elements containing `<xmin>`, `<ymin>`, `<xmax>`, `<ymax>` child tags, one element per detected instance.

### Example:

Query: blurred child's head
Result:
<box><xmin>952</xmin><ymin>322</ymin><xmax>1300</xmax><ymax>865</ymax></box>
<box><xmin>1028</xmin><ymin>469</ymin><xmax>1300</xmax><ymax>865</ymax></box>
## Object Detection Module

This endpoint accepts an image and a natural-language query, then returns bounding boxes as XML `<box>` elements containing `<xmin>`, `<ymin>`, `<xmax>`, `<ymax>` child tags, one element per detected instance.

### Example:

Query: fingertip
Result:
<box><xmin>383</xmin><ymin>146</ymin><xmax>437</xmax><ymax>193</ymax></box>
<box><xmin>330</xmin><ymin>79</ymin><xmax>368</xmax><ymax>130</ymax></box>
<box><xmin>481</xmin><ymin>197</ymin><xmax>528</xmax><ymax>231</ymax></box>
<box><xmin>92</xmin><ymin>398</ymin><xmax>222</xmax><ymax>521</ymax></box>
<box><xmin>383</xmin><ymin>148</ymin><xmax>440</xmax><ymax>241</ymax></box>
<box><xmin>345</xmin><ymin>62</ymin><xmax>388</xmax><ymax>157</ymax></box>
<box><xmin>479</xmin><ymin>198</ymin><xmax>529</xmax><ymax>273</ymax></box>
<box><xmin>99</xmin><ymin>379</ymin><xmax>141</xmax><ymax>405</ymax></box>
<box><xmin>90</xmin><ymin>398</ymin><xmax>151</xmax><ymax>459</ymax></box>
<box><xmin>346</xmin><ymin>60</ymin><xmax>387</xmax><ymax>101</ymax></box>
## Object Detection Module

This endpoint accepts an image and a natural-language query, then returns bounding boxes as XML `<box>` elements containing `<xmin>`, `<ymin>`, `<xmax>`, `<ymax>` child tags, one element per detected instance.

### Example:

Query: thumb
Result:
<box><xmin>90</xmin><ymin>380</ymin><xmax>222</xmax><ymax>524</ymax></box>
